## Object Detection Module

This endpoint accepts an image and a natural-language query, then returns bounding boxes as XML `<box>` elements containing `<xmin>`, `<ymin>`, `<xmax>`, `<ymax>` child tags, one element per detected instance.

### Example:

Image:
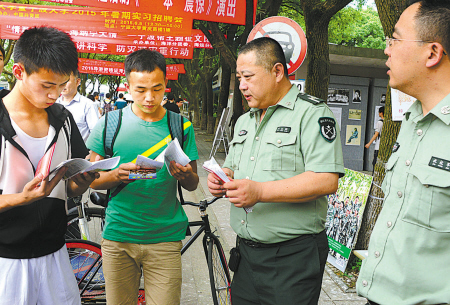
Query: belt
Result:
<box><xmin>240</xmin><ymin>233</ymin><xmax>318</xmax><ymax>248</ymax></box>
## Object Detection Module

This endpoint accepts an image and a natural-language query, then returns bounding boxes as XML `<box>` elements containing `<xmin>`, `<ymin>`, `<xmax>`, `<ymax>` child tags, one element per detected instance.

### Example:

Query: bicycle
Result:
<box><xmin>65</xmin><ymin>193</ymin><xmax>232</xmax><ymax>305</ymax></box>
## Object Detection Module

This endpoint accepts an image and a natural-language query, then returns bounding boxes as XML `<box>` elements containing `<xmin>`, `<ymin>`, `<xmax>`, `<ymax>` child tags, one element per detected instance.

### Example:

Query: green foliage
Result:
<box><xmin>279</xmin><ymin>2</ymin><xmax>384</xmax><ymax>50</ymax></box>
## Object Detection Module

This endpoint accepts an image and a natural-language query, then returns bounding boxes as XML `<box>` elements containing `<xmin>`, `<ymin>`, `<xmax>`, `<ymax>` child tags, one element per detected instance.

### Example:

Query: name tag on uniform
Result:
<box><xmin>276</xmin><ymin>126</ymin><xmax>291</xmax><ymax>133</ymax></box>
<box><xmin>429</xmin><ymin>156</ymin><xmax>450</xmax><ymax>172</ymax></box>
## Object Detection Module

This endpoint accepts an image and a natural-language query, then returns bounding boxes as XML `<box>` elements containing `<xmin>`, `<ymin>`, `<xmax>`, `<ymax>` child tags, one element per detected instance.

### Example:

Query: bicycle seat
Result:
<box><xmin>90</xmin><ymin>191</ymin><xmax>108</xmax><ymax>208</ymax></box>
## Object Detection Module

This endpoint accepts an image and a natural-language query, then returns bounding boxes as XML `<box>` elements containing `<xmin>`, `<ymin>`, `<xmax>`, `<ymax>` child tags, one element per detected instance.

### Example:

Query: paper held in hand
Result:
<box><xmin>202</xmin><ymin>157</ymin><xmax>253</xmax><ymax>213</ymax></box>
<box><xmin>163</xmin><ymin>138</ymin><xmax>191</xmax><ymax>175</ymax></box>
<box><xmin>49</xmin><ymin>156</ymin><xmax>120</xmax><ymax>180</ymax></box>
<box><xmin>129</xmin><ymin>155</ymin><xmax>164</xmax><ymax>179</ymax></box>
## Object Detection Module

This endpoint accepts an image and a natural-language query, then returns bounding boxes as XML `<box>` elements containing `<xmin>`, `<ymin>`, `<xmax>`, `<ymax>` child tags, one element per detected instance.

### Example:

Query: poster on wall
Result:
<box><xmin>327</xmin><ymin>88</ymin><xmax>350</xmax><ymax>105</ymax></box>
<box><xmin>348</xmin><ymin>109</ymin><xmax>362</xmax><ymax>120</ymax></box>
<box><xmin>345</xmin><ymin>125</ymin><xmax>361</xmax><ymax>146</ymax></box>
<box><xmin>352</xmin><ymin>89</ymin><xmax>362</xmax><ymax>103</ymax></box>
<box><xmin>329</xmin><ymin>107</ymin><xmax>342</xmax><ymax>129</ymax></box>
<box><xmin>325</xmin><ymin>168</ymin><xmax>373</xmax><ymax>272</ymax></box>
<box><xmin>391</xmin><ymin>88</ymin><xmax>416</xmax><ymax>121</ymax></box>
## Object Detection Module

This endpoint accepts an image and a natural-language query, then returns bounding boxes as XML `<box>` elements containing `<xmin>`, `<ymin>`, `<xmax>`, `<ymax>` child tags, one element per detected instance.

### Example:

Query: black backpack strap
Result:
<box><xmin>167</xmin><ymin>111</ymin><xmax>186</xmax><ymax>204</ymax></box>
<box><xmin>103</xmin><ymin>109</ymin><xmax>122</xmax><ymax>159</ymax></box>
<box><xmin>103</xmin><ymin>109</ymin><xmax>125</xmax><ymax>202</ymax></box>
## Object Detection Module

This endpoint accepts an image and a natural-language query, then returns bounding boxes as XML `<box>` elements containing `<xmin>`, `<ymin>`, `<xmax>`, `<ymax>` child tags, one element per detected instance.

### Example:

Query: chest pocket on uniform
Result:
<box><xmin>402</xmin><ymin>164</ymin><xmax>450</xmax><ymax>232</ymax></box>
<box><xmin>264</xmin><ymin>134</ymin><xmax>297</xmax><ymax>171</ymax></box>
<box><xmin>229</xmin><ymin>135</ymin><xmax>247</xmax><ymax>171</ymax></box>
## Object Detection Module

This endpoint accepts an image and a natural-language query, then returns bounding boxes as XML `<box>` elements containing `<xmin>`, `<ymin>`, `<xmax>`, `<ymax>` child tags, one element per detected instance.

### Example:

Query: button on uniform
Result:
<box><xmin>241</xmin><ymin>220</ymin><xmax>245</xmax><ymax>224</ymax></box>
<box><xmin>374</xmin><ymin>251</ymin><xmax>380</xmax><ymax>258</ymax></box>
<box><xmin>417</xmin><ymin>129</ymin><xmax>423</xmax><ymax>136</ymax></box>
<box><xmin>362</xmin><ymin>280</ymin><xmax>368</xmax><ymax>287</ymax></box>
<box><xmin>405</xmin><ymin>160</ymin><xmax>411</xmax><ymax>166</ymax></box>
<box><xmin>277</xmin><ymin>139</ymin><xmax>282</xmax><ymax>144</ymax></box>
<box><xmin>250</xmin><ymin>157</ymin><xmax>255</xmax><ymax>161</ymax></box>
<box><xmin>397</xmin><ymin>191</ymin><xmax>403</xmax><ymax>198</ymax></box>
<box><xmin>387</xmin><ymin>221</ymin><xmax>392</xmax><ymax>228</ymax></box>
<box><xmin>255</xmin><ymin>137</ymin><xmax>260</xmax><ymax>141</ymax></box>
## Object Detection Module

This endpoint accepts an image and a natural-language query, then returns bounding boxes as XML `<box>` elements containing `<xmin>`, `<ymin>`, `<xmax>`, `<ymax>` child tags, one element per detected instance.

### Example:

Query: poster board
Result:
<box><xmin>325</xmin><ymin>168</ymin><xmax>373</xmax><ymax>272</ymax></box>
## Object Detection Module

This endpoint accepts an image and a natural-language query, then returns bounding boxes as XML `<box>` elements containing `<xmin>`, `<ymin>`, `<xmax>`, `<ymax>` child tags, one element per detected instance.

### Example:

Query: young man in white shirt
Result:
<box><xmin>57</xmin><ymin>71</ymin><xmax>100</xmax><ymax>142</ymax></box>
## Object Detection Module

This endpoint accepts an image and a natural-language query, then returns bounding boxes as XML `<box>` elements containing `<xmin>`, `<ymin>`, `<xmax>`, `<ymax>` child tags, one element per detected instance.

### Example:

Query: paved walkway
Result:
<box><xmin>179</xmin><ymin>128</ymin><xmax>368</xmax><ymax>305</ymax></box>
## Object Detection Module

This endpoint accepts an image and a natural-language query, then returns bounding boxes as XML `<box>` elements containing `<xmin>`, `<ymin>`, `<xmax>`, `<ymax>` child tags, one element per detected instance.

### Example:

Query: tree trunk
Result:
<box><xmin>300</xmin><ymin>0</ymin><xmax>352</xmax><ymax>99</ymax></box>
<box><xmin>206</xmin><ymin>72</ymin><xmax>215</xmax><ymax>134</ymax></box>
<box><xmin>201</xmin><ymin>82</ymin><xmax>208</xmax><ymax>131</ymax></box>
<box><xmin>215</xmin><ymin>59</ymin><xmax>232</xmax><ymax>131</ymax></box>
<box><xmin>353</xmin><ymin>0</ymin><xmax>408</xmax><ymax>254</ymax></box>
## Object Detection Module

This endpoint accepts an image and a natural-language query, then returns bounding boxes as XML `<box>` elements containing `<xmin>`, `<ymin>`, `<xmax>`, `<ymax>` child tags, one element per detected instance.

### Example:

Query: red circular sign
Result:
<box><xmin>247</xmin><ymin>16</ymin><xmax>307</xmax><ymax>75</ymax></box>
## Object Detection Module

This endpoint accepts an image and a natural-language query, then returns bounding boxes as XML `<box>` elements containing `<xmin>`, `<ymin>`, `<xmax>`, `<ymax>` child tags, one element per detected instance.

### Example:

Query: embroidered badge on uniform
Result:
<box><xmin>318</xmin><ymin>117</ymin><xmax>336</xmax><ymax>143</ymax></box>
<box><xmin>239</xmin><ymin>130</ymin><xmax>248</xmax><ymax>136</ymax></box>
<box><xmin>429</xmin><ymin>156</ymin><xmax>450</xmax><ymax>171</ymax></box>
<box><xmin>392</xmin><ymin>142</ymin><xmax>400</xmax><ymax>152</ymax></box>
<box><xmin>276</xmin><ymin>126</ymin><xmax>291</xmax><ymax>133</ymax></box>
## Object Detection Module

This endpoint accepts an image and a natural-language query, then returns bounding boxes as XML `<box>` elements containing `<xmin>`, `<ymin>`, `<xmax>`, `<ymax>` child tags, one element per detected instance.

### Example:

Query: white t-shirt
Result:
<box><xmin>10</xmin><ymin>118</ymin><xmax>47</xmax><ymax>169</ymax></box>
<box><xmin>375</xmin><ymin>119</ymin><xmax>383</xmax><ymax>150</ymax></box>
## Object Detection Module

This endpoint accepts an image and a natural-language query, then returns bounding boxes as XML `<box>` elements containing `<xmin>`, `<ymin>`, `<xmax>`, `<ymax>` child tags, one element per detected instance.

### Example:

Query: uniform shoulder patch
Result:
<box><xmin>318</xmin><ymin>117</ymin><xmax>337</xmax><ymax>143</ymax></box>
<box><xmin>298</xmin><ymin>93</ymin><xmax>325</xmax><ymax>105</ymax></box>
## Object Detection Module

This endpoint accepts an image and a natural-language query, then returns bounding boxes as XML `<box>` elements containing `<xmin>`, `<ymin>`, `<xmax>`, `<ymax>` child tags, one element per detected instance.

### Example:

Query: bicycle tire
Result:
<box><xmin>207</xmin><ymin>235</ymin><xmax>232</xmax><ymax>305</ymax></box>
<box><xmin>66</xmin><ymin>240</ymin><xmax>106</xmax><ymax>302</ymax></box>
<box><xmin>66</xmin><ymin>208</ymin><xmax>105</xmax><ymax>244</ymax></box>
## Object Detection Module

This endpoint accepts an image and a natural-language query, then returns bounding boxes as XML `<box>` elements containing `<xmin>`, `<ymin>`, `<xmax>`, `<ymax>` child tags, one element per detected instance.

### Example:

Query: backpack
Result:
<box><xmin>103</xmin><ymin>101</ymin><xmax>113</xmax><ymax>113</ymax></box>
<box><xmin>103</xmin><ymin>109</ymin><xmax>186</xmax><ymax>203</ymax></box>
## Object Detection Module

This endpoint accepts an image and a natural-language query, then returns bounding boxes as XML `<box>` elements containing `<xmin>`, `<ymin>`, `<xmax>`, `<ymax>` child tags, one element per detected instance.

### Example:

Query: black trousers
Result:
<box><xmin>231</xmin><ymin>230</ymin><xmax>328</xmax><ymax>305</ymax></box>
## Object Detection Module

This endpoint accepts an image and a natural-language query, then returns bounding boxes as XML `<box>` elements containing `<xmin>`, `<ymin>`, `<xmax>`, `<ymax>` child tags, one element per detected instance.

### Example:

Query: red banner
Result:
<box><xmin>166</xmin><ymin>72</ymin><xmax>178</xmax><ymax>80</ymax></box>
<box><xmin>0</xmin><ymin>2</ymin><xmax>192</xmax><ymax>36</ymax></box>
<box><xmin>78</xmin><ymin>59</ymin><xmax>184</xmax><ymax>79</ymax></box>
<box><xmin>191</xmin><ymin>29</ymin><xmax>212</xmax><ymax>49</ymax></box>
<box><xmin>79</xmin><ymin>58</ymin><xmax>124</xmax><ymax>76</ymax></box>
<box><xmin>167</xmin><ymin>64</ymin><xmax>185</xmax><ymax>74</ymax></box>
<box><xmin>41</xmin><ymin>0</ymin><xmax>246</xmax><ymax>25</ymax></box>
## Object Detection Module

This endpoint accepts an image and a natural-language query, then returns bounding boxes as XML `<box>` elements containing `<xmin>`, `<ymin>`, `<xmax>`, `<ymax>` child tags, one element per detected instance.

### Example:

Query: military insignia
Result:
<box><xmin>318</xmin><ymin>117</ymin><xmax>336</xmax><ymax>143</ymax></box>
<box><xmin>298</xmin><ymin>93</ymin><xmax>325</xmax><ymax>105</ymax></box>
<box><xmin>239</xmin><ymin>130</ymin><xmax>248</xmax><ymax>136</ymax></box>
<box><xmin>276</xmin><ymin>126</ymin><xmax>291</xmax><ymax>133</ymax></box>
<box><xmin>392</xmin><ymin>142</ymin><xmax>400</xmax><ymax>152</ymax></box>
<box><xmin>429</xmin><ymin>156</ymin><xmax>450</xmax><ymax>172</ymax></box>
<box><xmin>441</xmin><ymin>105</ymin><xmax>450</xmax><ymax>115</ymax></box>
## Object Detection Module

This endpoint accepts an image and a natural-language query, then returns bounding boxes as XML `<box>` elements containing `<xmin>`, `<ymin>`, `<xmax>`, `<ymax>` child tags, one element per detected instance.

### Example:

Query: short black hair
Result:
<box><xmin>379</xmin><ymin>106</ymin><xmax>385</xmax><ymax>114</ymax></box>
<box><xmin>238</xmin><ymin>37</ymin><xmax>289</xmax><ymax>79</ymax></box>
<box><xmin>87</xmin><ymin>94</ymin><xmax>94</xmax><ymax>101</ymax></box>
<box><xmin>93</xmin><ymin>92</ymin><xmax>99</xmax><ymax>97</ymax></box>
<box><xmin>14</xmin><ymin>26</ymin><xmax>78</xmax><ymax>76</ymax></box>
<box><xmin>167</xmin><ymin>93</ymin><xmax>175</xmax><ymax>101</ymax></box>
<box><xmin>106</xmin><ymin>93</ymin><xmax>111</xmax><ymax>98</ymax></box>
<box><xmin>0</xmin><ymin>44</ymin><xmax>5</xmax><ymax>60</ymax></box>
<box><xmin>176</xmin><ymin>97</ymin><xmax>183</xmax><ymax>103</ymax></box>
<box><xmin>125</xmin><ymin>49</ymin><xmax>166</xmax><ymax>79</ymax></box>
<box><xmin>410</xmin><ymin>0</ymin><xmax>450</xmax><ymax>54</ymax></box>
<box><xmin>119</xmin><ymin>93</ymin><xmax>124</xmax><ymax>98</ymax></box>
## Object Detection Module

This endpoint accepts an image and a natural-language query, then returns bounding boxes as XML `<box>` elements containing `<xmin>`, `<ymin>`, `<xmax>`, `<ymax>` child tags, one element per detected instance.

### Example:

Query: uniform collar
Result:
<box><xmin>249</xmin><ymin>85</ymin><xmax>298</xmax><ymax>118</ymax></box>
<box><xmin>57</xmin><ymin>92</ymin><xmax>81</xmax><ymax>106</ymax></box>
<box><xmin>406</xmin><ymin>93</ymin><xmax>450</xmax><ymax>125</ymax></box>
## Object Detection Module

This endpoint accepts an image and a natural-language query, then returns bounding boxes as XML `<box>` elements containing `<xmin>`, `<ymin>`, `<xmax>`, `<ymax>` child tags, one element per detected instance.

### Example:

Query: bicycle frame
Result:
<box><xmin>181</xmin><ymin>199</ymin><xmax>214</xmax><ymax>255</ymax></box>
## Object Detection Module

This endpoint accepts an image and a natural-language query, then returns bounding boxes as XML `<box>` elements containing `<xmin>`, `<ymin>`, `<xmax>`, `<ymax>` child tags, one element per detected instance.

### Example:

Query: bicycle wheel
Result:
<box><xmin>207</xmin><ymin>235</ymin><xmax>232</xmax><ymax>305</ymax></box>
<box><xmin>66</xmin><ymin>240</ymin><xmax>106</xmax><ymax>302</ymax></box>
<box><xmin>66</xmin><ymin>208</ymin><xmax>105</xmax><ymax>244</ymax></box>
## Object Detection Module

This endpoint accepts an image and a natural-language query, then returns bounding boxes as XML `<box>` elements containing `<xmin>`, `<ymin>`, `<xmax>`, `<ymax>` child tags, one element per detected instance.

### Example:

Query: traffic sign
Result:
<box><xmin>247</xmin><ymin>16</ymin><xmax>307</xmax><ymax>75</ymax></box>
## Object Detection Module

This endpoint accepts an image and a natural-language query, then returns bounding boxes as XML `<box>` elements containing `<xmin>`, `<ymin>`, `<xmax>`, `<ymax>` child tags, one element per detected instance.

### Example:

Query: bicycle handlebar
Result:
<box><xmin>182</xmin><ymin>196</ymin><xmax>221</xmax><ymax>207</ymax></box>
<box><xmin>90</xmin><ymin>191</ymin><xmax>222</xmax><ymax>209</ymax></box>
